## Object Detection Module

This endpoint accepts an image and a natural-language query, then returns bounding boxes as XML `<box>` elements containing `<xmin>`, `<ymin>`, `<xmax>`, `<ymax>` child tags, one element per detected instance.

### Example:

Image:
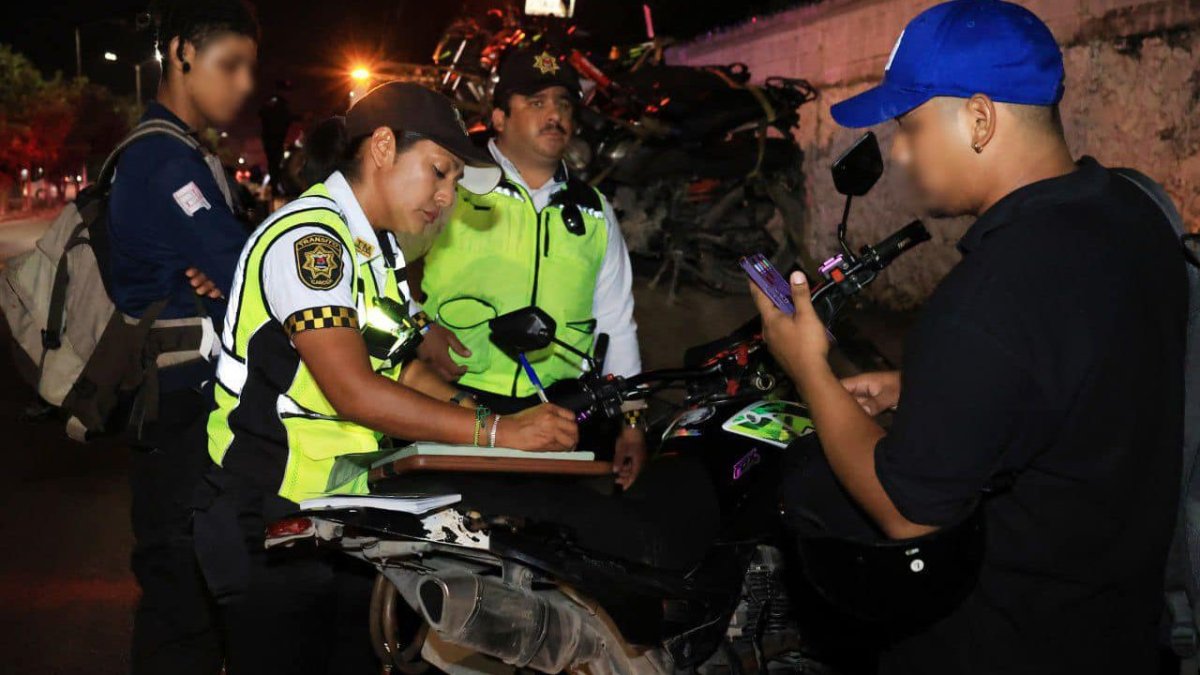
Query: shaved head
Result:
<box><xmin>1004</xmin><ymin>102</ymin><xmax>1064</xmax><ymax>135</ymax></box>
<box><xmin>890</xmin><ymin>94</ymin><xmax>1073</xmax><ymax>218</ymax></box>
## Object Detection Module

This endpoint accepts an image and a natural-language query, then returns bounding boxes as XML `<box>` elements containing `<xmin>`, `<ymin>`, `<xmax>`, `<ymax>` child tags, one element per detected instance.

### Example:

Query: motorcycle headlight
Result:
<box><xmin>602</xmin><ymin>139</ymin><xmax>634</xmax><ymax>164</ymax></box>
<box><xmin>563</xmin><ymin>136</ymin><xmax>592</xmax><ymax>173</ymax></box>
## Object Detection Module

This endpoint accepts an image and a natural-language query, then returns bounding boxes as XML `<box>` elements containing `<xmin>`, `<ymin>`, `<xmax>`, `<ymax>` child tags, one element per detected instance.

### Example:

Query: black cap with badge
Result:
<box><xmin>346</xmin><ymin>82</ymin><xmax>502</xmax><ymax>195</ymax></box>
<box><xmin>493</xmin><ymin>47</ymin><xmax>583</xmax><ymax>106</ymax></box>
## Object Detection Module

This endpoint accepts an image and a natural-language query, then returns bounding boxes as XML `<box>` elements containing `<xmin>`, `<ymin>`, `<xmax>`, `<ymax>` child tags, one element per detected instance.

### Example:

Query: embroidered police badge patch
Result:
<box><xmin>533</xmin><ymin>50</ymin><xmax>560</xmax><ymax>75</ymax></box>
<box><xmin>294</xmin><ymin>233</ymin><xmax>344</xmax><ymax>290</ymax></box>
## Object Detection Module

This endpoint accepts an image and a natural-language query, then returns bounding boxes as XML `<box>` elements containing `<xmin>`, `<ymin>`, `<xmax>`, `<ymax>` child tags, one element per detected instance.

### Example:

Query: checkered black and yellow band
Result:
<box><xmin>283</xmin><ymin>306</ymin><xmax>359</xmax><ymax>336</ymax></box>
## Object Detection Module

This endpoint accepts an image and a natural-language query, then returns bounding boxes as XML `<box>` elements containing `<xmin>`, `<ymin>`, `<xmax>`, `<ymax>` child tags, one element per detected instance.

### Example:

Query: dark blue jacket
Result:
<box><xmin>107</xmin><ymin>102</ymin><xmax>248</xmax><ymax>327</ymax></box>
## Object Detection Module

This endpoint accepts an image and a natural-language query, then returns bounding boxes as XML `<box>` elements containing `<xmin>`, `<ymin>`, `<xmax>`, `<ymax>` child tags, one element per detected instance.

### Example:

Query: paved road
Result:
<box><xmin>0</xmin><ymin>208</ymin><xmax>63</xmax><ymax>263</ymax></box>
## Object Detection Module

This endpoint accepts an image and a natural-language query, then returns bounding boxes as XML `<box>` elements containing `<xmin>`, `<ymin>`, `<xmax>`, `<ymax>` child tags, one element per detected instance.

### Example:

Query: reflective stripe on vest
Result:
<box><xmin>207</xmin><ymin>182</ymin><xmax>405</xmax><ymax>502</ymax></box>
<box><xmin>422</xmin><ymin>182</ymin><xmax>607</xmax><ymax>398</ymax></box>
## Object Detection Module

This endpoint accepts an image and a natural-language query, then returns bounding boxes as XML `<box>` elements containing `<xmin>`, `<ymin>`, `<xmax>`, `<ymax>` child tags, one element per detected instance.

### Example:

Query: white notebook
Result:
<box><xmin>393</xmin><ymin>443</ymin><xmax>595</xmax><ymax>462</ymax></box>
<box><xmin>300</xmin><ymin>493</ymin><xmax>461</xmax><ymax>514</ymax></box>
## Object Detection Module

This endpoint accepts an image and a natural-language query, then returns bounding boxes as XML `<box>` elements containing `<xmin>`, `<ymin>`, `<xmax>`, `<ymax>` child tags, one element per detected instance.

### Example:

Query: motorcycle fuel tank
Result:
<box><xmin>660</xmin><ymin>397</ymin><xmax>816</xmax><ymax>524</ymax></box>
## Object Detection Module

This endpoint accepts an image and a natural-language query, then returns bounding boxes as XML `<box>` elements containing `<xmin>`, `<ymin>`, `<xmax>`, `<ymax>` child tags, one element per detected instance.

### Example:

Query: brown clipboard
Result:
<box><xmin>368</xmin><ymin>454</ymin><xmax>614</xmax><ymax>482</ymax></box>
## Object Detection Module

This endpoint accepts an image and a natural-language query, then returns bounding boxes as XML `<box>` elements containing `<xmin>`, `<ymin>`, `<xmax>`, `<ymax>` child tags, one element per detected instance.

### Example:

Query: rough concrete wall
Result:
<box><xmin>670</xmin><ymin>0</ymin><xmax>1200</xmax><ymax>308</ymax></box>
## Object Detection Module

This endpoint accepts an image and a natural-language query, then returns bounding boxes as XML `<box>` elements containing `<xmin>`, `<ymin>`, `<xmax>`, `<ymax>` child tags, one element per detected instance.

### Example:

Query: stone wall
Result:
<box><xmin>669</xmin><ymin>0</ymin><xmax>1200</xmax><ymax>308</ymax></box>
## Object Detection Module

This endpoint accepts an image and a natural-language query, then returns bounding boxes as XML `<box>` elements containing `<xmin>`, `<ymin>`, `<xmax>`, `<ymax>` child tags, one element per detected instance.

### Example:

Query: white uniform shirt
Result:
<box><xmin>223</xmin><ymin>171</ymin><xmax>413</xmax><ymax>350</ymax></box>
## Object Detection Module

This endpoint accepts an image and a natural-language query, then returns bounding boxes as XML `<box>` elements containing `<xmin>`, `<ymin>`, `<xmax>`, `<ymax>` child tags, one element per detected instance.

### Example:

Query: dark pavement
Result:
<box><xmin>0</xmin><ymin>318</ymin><xmax>135</xmax><ymax>673</ymax></box>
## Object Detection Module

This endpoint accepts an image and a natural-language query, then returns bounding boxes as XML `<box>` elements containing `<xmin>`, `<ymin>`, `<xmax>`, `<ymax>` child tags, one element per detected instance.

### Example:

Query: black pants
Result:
<box><xmin>129</xmin><ymin>388</ymin><xmax>222</xmax><ymax>675</ymax></box>
<box><xmin>192</xmin><ymin>469</ymin><xmax>380</xmax><ymax>675</ymax></box>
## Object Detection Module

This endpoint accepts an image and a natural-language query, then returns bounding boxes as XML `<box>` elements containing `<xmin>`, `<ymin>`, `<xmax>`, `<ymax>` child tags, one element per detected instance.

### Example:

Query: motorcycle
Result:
<box><xmin>264</xmin><ymin>132</ymin><xmax>933</xmax><ymax>674</ymax></box>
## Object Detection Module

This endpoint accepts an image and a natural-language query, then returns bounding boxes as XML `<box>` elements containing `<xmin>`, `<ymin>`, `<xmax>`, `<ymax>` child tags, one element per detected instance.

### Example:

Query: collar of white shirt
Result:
<box><xmin>486</xmin><ymin>138</ymin><xmax>570</xmax><ymax>212</ymax></box>
<box><xmin>323</xmin><ymin>170</ymin><xmax>405</xmax><ymax>271</ymax></box>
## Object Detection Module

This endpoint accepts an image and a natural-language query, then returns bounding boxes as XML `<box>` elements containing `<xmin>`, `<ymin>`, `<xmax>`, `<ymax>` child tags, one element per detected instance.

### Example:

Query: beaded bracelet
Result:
<box><xmin>488</xmin><ymin>414</ymin><xmax>502</xmax><ymax>448</ymax></box>
<box><xmin>473</xmin><ymin>405</ymin><xmax>492</xmax><ymax>447</ymax></box>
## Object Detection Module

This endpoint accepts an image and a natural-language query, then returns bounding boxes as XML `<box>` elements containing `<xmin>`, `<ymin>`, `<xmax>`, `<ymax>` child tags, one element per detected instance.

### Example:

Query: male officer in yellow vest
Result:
<box><xmin>419</xmin><ymin>48</ymin><xmax>647</xmax><ymax>488</ymax></box>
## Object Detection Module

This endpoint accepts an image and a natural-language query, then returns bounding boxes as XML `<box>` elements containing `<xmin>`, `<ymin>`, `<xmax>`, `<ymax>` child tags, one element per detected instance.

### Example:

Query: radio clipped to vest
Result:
<box><xmin>362</xmin><ymin>295</ymin><xmax>423</xmax><ymax>369</ymax></box>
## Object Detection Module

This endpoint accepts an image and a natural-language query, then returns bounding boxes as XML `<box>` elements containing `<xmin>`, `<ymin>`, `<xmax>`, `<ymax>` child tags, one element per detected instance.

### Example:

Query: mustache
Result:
<box><xmin>540</xmin><ymin>123</ymin><xmax>567</xmax><ymax>135</ymax></box>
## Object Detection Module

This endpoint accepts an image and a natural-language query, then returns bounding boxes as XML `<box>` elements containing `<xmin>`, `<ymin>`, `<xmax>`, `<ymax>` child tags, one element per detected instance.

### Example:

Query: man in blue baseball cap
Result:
<box><xmin>752</xmin><ymin>0</ymin><xmax>1190</xmax><ymax>672</ymax></box>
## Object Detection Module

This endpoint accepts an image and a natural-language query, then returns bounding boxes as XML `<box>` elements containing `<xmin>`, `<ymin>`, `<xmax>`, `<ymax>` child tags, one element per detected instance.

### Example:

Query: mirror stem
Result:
<box><xmin>552</xmin><ymin>337</ymin><xmax>598</xmax><ymax>371</ymax></box>
<box><xmin>838</xmin><ymin>195</ymin><xmax>854</xmax><ymax>258</ymax></box>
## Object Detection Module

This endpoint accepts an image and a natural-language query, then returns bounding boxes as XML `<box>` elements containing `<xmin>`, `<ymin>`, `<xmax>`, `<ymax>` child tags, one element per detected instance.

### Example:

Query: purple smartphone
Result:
<box><xmin>739</xmin><ymin>253</ymin><xmax>795</xmax><ymax>315</ymax></box>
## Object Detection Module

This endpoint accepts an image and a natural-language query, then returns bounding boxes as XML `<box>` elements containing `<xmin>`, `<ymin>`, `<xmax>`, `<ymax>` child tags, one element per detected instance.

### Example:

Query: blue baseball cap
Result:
<box><xmin>831</xmin><ymin>0</ymin><xmax>1064</xmax><ymax>128</ymax></box>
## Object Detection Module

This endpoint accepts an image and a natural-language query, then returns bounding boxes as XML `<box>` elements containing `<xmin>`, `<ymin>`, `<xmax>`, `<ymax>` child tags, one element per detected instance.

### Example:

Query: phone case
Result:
<box><xmin>739</xmin><ymin>254</ymin><xmax>795</xmax><ymax>315</ymax></box>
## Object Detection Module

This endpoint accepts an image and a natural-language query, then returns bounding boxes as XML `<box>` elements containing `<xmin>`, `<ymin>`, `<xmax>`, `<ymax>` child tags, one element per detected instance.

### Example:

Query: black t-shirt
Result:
<box><xmin>874</xmin><ymin>158</ymin><xmax>1187</xmax><ymax>674</ymax></box>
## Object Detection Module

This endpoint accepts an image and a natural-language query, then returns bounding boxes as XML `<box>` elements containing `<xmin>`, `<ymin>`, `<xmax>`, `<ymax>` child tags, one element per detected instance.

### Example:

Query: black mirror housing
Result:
<box><xmin>489</xmin><ymin>307</ymin><xmax>557</xmax><ymax>354</ymax></box>
<box><xmin>832</xmin><ymin>131</ymin><xmax>884</xmax><ymax>197</ymax></box>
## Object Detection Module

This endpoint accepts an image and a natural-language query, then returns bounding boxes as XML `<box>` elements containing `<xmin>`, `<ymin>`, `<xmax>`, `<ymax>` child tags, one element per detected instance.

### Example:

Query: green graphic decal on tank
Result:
<box><xmin>721</xmin><ymin>400</ymin><xmax>814</xmax><ymax>448</ymax></box>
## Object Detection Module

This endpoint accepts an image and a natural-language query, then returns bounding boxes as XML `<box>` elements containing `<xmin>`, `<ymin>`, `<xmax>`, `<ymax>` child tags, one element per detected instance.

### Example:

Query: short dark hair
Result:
<box><xmin>153</xmin><ymin>0</ymin><xmax>260</xmax><ymax>75</ymax></box>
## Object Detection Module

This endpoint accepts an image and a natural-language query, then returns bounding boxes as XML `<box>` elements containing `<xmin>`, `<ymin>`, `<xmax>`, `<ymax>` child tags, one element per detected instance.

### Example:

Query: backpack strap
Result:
<box><xmin>96</xmin><ymin>120</ymin><xmax>201</xmax><ymax>188</ymax></box>
<box><xmin>1116</xmin><ymin>168</ymin><xmax>1200</xmax><ymax>658</ymax></box>
<box><xmin>95</xmin><ymin>118</ymin><xmax>236</xmax><ymax>212</ymax></box>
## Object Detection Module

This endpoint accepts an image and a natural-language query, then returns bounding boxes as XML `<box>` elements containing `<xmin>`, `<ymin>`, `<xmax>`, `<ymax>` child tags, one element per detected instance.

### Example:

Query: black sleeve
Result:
<box><xmin>875</xmin><ymin>315</ymin><xmax>1043</xmax><ymax>526</ymax></box>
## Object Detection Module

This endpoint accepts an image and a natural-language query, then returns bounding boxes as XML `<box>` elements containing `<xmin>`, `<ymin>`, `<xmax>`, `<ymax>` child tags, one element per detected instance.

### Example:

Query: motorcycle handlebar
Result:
<box><xmin>861</xmin><ymin>220</ymin><xmax>930</xmax><ymax>272</ymax></box>
<box><xmin>568</xmin><ymin>221</ymin><xmax>930</xmax><ymax>419</ymax></box>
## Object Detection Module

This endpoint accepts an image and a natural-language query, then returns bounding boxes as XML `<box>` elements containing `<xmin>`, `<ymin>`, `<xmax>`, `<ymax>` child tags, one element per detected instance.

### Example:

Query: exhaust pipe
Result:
<box><xmin>416</xmin><ymin>574</ymin><xmax>605</xmax><ymax>673</ymax></box>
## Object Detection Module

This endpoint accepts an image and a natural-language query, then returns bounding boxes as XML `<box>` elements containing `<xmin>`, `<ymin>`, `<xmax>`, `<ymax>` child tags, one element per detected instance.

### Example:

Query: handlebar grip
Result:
<box><xmin>867</xmin><ymin>220</ymin><xmax>930</xmax><ymax>270</ymax></box>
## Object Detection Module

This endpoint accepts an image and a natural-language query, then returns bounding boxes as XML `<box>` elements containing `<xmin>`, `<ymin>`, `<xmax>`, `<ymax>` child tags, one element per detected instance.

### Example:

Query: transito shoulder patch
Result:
<box><xmin>294</xmin><ymin>233</ymin><xmax>344</xmax><ymax>290</ymax></box>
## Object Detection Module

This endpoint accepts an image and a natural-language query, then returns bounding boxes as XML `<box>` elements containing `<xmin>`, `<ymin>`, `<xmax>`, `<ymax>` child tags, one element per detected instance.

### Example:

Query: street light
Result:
<box><xmin>350</xmin><ymin>65</ymin><xmax>373</xmax><ymax>102</ymax></box>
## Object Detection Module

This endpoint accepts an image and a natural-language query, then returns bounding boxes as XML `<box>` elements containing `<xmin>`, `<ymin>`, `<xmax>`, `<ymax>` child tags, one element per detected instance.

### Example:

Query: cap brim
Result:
<box><xmin>460</xmin><ymin>165</ymin><xmax>503</xmax><ymax>195</ymax></box>
<box><xmin>427</xmin><ymin>133</ymin><xmax>502</xmax><ymax>195</ymax></box>
<box><xmin>497</xmin><ymin>80</ymin><xmax>583</xmax><ymax>102</ymax></box>
<box><xmin>830</xmin><ymin>83</ymin><xmax>934</xmax><ymax>128</ymax></box>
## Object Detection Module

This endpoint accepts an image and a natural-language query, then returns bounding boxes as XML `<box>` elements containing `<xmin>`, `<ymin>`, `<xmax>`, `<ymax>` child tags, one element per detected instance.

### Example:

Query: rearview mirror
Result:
<box><xmin>832</xmin><ymin>131</ymin><xmax>883</xmax><ymax>197</ymax></box>
<box><xmin>489</xmin><ymin>307</ymin><xmax>557</xmax><ymax>354</ymax></box>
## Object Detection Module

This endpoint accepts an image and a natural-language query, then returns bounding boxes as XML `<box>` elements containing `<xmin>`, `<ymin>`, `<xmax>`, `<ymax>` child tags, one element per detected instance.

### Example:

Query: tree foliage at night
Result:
<box><xmin>0</xmin><ymin>44</ymin><xmax>138</xmax><ymax>186</ymax></box>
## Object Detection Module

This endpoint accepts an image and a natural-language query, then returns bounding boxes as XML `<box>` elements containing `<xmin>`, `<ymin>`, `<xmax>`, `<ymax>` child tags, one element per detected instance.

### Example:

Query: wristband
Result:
<box><xmin>489</xmin><ymin>414</ymin><xmax>502</xmax><ymax>448</ymax></box>
<box><xmin>413</xmin><ymin>310</ymin><xmax>433</xmax><ymax>335</ymax></box>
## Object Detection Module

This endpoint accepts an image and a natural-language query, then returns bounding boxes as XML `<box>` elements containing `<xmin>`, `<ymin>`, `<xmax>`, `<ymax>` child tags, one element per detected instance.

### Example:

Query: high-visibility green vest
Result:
<box><xmin>422</xmin><ymin>178</ymin><xmax>608</xmax><ymax>397</ymax></box>
<box><xmin>207</xmin><ymin>183</ymin><xmax>405</xmax><ymax>503</ymax></box>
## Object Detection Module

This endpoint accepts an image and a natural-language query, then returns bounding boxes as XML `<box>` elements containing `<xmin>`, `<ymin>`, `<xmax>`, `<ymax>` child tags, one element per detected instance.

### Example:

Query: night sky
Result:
<box><xmin>0</xmin><ymin>1</ymin><xmax>803</xmax><ymax>151</ymax></box>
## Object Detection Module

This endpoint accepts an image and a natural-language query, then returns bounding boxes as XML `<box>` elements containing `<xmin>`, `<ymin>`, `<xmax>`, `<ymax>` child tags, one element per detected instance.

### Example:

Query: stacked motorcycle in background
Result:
<box><xmin>423</xmin><ymin>2</ymin><xmax>819</xmax><ymax>300</ymax></box>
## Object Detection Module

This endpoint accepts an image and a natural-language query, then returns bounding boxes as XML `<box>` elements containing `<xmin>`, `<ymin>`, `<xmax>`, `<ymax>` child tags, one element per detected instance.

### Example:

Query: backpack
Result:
<box><xmin>1114</xmin><ymin>169</ymin><xmax>1200</xmax><ymax>661</ymax></box>
<box><xmin>0</xmin><ymin>119</ymin><xmax>236</xmax><ymax>441</ymax></box>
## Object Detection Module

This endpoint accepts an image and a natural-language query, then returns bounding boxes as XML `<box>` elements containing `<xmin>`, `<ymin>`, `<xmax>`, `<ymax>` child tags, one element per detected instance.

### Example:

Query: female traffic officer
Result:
<box><xmin>194</xmin><ymin>82</ymin><xmax>579</xmax><ymax>674</ymax></box>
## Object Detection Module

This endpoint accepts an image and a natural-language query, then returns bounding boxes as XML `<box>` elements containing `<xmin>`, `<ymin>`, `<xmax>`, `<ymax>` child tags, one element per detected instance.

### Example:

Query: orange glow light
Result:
<box><xmin>351</xmin><ymin>67</ymin><xmax>371</xmax><ymax>82</ymax></box>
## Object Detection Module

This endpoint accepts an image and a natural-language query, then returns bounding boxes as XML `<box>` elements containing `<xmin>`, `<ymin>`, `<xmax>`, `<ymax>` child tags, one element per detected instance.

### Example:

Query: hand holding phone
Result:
<box><xmin>739</xmin><ymin>254</ymin><xmax>795</xmax><ymax>315</ymax></box>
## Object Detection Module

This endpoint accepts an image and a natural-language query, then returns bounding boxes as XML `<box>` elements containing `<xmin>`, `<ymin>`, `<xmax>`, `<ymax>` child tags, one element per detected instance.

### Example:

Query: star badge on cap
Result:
<box><xmin>532</xmin><ymin>50</ymin><xmax>560</xmax><ymax>75</ymax></box>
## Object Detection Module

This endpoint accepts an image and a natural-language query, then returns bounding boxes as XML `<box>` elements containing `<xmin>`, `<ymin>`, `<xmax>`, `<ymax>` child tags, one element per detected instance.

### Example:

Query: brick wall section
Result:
<box><xmin>669</xmin><ymin>0</ymin><xmax>1200</xmax><ymax>308</ymax></box>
